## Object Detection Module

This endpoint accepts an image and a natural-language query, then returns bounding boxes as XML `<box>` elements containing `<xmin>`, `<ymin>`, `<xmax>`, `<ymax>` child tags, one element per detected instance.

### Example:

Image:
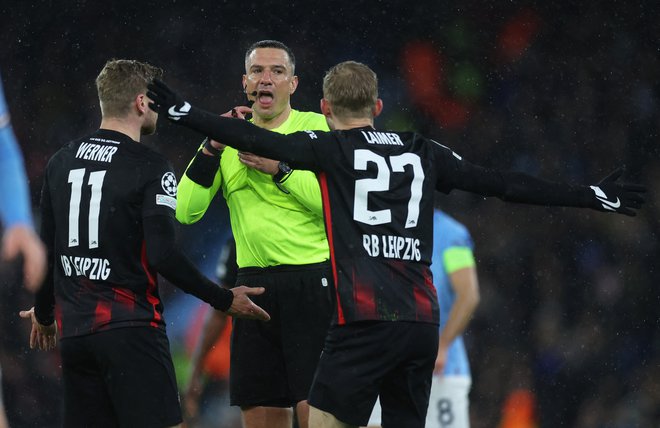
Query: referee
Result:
<box><xmin>176</xmin><ymin>40</ymin><xmax>333</xmax><ymax>428</ymax></box>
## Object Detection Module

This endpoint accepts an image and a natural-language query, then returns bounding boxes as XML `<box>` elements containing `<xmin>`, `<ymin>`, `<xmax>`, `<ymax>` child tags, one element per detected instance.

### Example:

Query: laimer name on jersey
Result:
<box><xmin>361</xmin><ymin>131</ymin><xmax>404</xmax><ymax>146</ymax></box>
<box><xmin>362</xmin><ymin>233</ymin><xmax>421</xmax><ymax>261</ymax></box>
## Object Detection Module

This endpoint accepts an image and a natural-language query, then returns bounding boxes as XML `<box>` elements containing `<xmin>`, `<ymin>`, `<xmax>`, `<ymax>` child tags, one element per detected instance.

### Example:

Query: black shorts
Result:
<box><xmin>230</xmin><ymin>261</ymin><xmax>333</xmax><ymax>407</ymax></box>
<box><xmin>308</xmin><ymin>321</ymin><xmax>438</xmax><ymax>427</ymax></box>
<box><xmin>60</xmin><ymin>327</ymin><xmax>182</xmax><ymax>428</ymax></box>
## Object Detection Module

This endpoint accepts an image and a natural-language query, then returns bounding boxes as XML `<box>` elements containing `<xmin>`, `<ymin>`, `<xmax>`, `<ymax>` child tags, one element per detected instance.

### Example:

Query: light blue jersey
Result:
<box><xmin>0</xmin><ymin>74</ymin><xmax>33</xmax><ymax>228</ymax></box>
<box><xmin>432</xmin><ymin>210</ymin><xmax>475</xmax><ymax>377</ymax></box>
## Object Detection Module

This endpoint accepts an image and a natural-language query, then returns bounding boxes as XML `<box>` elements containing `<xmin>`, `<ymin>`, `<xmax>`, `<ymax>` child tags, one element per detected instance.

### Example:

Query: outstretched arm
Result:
<box><xmin>147</xmin><ymin>80</ymin><xmax>318</xmax><ymax>170</ymax></box>
<box><xmin>435</xmin><ymin>144</ymin><xmax>646</xmax><ymax>216</ymax></box>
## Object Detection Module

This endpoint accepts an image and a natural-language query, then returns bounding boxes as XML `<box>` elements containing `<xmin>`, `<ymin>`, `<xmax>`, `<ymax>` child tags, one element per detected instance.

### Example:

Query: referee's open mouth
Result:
<box><xmin>256</xmin><ymin>90</ymin><xmax>274</xmax><ymax>107</ymax></box>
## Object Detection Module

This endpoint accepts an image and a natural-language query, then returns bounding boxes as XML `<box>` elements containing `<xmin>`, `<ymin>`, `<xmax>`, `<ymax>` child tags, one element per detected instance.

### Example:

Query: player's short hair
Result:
<box><xmin>245</xmin><ymin>40</ymin><xmax>296</xmax><ymax>75</ymax></box>
<box><xmin>323</xmin><ymin>61</ymin><xmax>378</xmax><ymax>120</ymax></box>
<box><xmin>96</xmin><ymin>59</ymin><xmax>163</xmax><ymax>118</ymax></box>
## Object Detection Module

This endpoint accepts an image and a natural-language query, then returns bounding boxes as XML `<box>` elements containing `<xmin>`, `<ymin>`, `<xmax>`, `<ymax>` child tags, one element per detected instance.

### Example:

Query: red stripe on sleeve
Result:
<box><xmin>140</xmin><ymin>240</ymin><xmax>162</xmax><ymax>327</ymax></box>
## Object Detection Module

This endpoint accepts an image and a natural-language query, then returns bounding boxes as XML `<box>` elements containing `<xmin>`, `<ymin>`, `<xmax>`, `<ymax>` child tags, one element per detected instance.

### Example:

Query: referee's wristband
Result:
<box><xmin>202</xmin><ymin>137</ymin><xmax>223</xmax><ymax>157</ymax></box>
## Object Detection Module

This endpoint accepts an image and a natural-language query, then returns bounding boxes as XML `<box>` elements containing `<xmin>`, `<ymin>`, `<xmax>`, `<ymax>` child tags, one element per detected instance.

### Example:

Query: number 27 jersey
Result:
<box><xmin>307</xmin><ymin>127</ymin><xmax>463</xmax><ymax>326</ymax></box>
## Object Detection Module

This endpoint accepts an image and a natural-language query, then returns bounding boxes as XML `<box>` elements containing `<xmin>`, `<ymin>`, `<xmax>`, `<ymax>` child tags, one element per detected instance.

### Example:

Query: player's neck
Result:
<box><xmin>330</xmin><ymin>116</ymin><xmax>374</xmax><ymax>131</ymax></box>
<box><xmin>253</xmin><ymin>105</ymin><xmax>292</xmax><ymax>130</ymax></box>
<box><xmin>99</xmin><ymin>117</ymin><xmax>141</xmax><ymax>142</ymax></box>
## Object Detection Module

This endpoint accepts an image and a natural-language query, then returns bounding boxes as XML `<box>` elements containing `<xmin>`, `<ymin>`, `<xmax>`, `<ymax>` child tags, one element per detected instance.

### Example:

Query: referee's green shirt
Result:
<box><xmin>176</xmin><ymin>109</ymin><xmax>330</xmax><ymax>268</ymax></box>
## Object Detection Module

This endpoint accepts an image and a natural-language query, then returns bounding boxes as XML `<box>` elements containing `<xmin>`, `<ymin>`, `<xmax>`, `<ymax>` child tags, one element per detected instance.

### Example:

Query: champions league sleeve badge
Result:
<box><xmin>156</xmin><ymin>172</ymin><xmax>178</xmax><ymax>210</ymax></box>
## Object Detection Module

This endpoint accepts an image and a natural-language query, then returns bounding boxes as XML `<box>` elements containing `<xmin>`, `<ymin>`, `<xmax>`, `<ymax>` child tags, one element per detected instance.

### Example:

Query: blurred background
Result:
<box><xmin>0</xmin><ymin>1</ymin><xmax>658</xmax><ymax>426</ymax></box>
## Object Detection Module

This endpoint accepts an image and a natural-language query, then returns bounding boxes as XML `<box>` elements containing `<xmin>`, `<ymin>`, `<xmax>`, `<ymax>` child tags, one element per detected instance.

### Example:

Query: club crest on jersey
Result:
<box><xmin>161</xmin><ymin>172</ymin><xmax>177</xmax><ymax>196</ymax></box>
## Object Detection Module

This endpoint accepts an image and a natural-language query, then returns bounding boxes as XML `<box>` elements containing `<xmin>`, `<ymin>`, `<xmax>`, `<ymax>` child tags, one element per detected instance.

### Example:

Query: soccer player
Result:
<box><xmin>367</xmin><ymin>209</ymin><xmax>480</xmax><ymax>428</ymax></box>
<box><xmin>20</xmin><ymin>59</ymin><xmax>269</xmax><ymax>428</ymax></box>
<box><xmin>0</xmin><ymin>73</ymin><xmax>47</xmax><ymax>428</ymax></box>
<box><xmin>0</xmin><ymin>74</ymin><xmax>46</xmax><ymax>293</ymax></box>
<box><xmin>146</xmin><ymin>61</ymin><xmax>645</xmax><ymax>428</ymax></box>
<box><xmin>176</xmin><ymin>40</ymin><xmax>333</xmax><ymax>428</ymax></box>
<box><xmin>0</xmin><ymin>72</ymin><xmax>46</xmax><ymax>428</ymax></box>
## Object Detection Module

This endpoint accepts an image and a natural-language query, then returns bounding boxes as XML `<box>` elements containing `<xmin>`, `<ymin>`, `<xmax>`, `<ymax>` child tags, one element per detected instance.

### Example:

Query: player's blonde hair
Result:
<box><xmin>322</xmin><ymin>61</ymin><xmax>378</xmax><ymax>119</ymax></box>
<box><xmin>96</xmin><ymin>59</ymin><xmax>163</xmax><ymax>118</ymax></box>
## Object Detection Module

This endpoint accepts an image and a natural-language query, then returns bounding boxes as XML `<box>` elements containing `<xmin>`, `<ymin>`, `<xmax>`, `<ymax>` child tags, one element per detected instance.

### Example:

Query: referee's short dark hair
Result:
<box><xmin>245</xmin><ymin>40</ymin><xmax>296</xmax><ymax>74</ymax></box>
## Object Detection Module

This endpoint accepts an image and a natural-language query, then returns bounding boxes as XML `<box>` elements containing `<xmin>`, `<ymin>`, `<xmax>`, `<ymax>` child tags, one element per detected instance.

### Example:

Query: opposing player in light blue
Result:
<box><xmin>368</xmin><ymin>209</ymin><xmax>480</xmax><ymax>428</ymax></box>
<box><xmin>0</xmin><ymin>74</ymin><xmax>47</xmax><ymax>428</ymax></box>
<box><xmin>0</xmin><ymin>74</ymin><xmax>46</xmax><ymax>293</ymax></box>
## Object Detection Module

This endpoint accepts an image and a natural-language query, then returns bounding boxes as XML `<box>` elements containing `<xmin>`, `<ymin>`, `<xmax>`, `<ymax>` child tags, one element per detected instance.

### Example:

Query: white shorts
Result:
<box><xmin>367</xmin><ymin>375</ymin><xmax>471</xmax><ymax>428</ymax></box>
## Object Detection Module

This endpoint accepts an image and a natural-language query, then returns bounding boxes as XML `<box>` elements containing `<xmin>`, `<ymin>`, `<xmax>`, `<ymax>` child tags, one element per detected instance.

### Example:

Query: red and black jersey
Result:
<box><xmin>181</xmin><ymin>109</ymin><xmax>607</xmax><ymax>326</ymax></box>
<box><xmin>39</xmin><ymin>129</ymin><xmax>178</xmax><ymax>337</ymax></box>
<box><xmin>307</xmin><ymin>128</ymin><xmax>460</xmax><ymax>325</ymax></box>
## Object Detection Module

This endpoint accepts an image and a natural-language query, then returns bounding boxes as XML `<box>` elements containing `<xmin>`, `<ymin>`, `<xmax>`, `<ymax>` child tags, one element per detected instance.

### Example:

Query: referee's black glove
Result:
<box><xmin>589</xmin><ymin>167</ymin><xmax>646</xmax><ymax>216</ymax></box>
<box><xmin>147</xmin><ymin>79</ymin><xmax>191</xmax><ymax>123</ymax></box>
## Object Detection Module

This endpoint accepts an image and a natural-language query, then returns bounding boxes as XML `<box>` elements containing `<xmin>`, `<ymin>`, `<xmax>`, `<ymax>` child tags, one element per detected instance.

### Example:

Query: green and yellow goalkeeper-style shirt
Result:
<box><xmin>176</xmin><ymin>109</ymin><xmax>330</xmax><ymax>268</ymax></box>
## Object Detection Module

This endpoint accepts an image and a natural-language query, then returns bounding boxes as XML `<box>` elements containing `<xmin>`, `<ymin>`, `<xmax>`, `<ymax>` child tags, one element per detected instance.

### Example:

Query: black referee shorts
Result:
<box><xmin>308</xmin><ymin>321</ymin><xmax>438</xmax><ymax>427</ymax></box>
<box><xmin>230</xmin><ymin>261</ymin><xmax>333</xmax><ymax>407</ymax></box>
<box><xmin>59</xmin><ymin>326</ymin><xmax>182</xmax><ymax>428</ymax></box>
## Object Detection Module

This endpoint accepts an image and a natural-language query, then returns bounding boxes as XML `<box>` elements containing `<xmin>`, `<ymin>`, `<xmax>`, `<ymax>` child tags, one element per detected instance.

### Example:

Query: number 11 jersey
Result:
<box><xmin>40</xmin><ymin>129</ymin><xmax>178</xmax><ymax>337</ymax></box>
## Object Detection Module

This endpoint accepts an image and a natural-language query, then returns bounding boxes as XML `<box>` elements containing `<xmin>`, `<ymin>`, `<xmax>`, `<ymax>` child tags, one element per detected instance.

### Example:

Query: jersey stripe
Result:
<box><xmin>93</xmin><ymin>299</ymin><xmax>112</xmax><ymax>330</ymax></box>
<box><xmin>319</xmin><ymin>172</ymin><xmax>345</xmax><ymax>325</ymax></box>
<box><xmin>113</xmin><ymin>286</ymin><xmax>135</xmax><ymax>312</ymax></box>
<box><xmin>141</xmin><ymin>240</ymin><xmax>162</xmax><ymax>327</ymax></box>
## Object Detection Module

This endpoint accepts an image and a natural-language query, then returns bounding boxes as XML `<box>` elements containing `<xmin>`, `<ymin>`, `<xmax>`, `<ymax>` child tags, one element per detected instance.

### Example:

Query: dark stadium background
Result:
<box><xmin>0</xmin><ymin>1</ymin><xmax>658</xmax><ymax>426</ymax></box>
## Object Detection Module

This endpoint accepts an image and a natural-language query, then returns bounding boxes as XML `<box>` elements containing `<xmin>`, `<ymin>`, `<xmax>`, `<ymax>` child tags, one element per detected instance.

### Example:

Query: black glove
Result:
<box><xmin>147</xmin><ymin>79</ymin><xmax>191</xmax><ymax>122</ymax></box>
<box><xmin>589</xmin><ymin>167</ymin><xmax>646</xmax><ymax>216</ymax></box>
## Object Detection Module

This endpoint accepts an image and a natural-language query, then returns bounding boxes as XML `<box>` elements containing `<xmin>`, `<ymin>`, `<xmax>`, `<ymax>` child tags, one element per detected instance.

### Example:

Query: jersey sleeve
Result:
<box><xmin>443</xmin><ymin>246</ymin><xmax>476</xmax><ymax>274</ymax></box>
<box><xmin>142</xmin><ymin>157</ymin><xmax>178</xmax><ymax>219</ymax></box>
<box><xmin>186</xmin><ymin>107</ymin><xmax>320</xmax><ymax>170</ymax></box>
<box><xmin>144</xmin><ymin>215</ymin><xmax>233</xmax><ymax>311</ymax></box>
<box><xmin>430</xmin><ymin>139</ymin><xmax>594</xmax><ymax>208</ymax></box>
<box><xmin>442</xmin><ymin>227</ymin><xmax>476</xmax><ymax>274</ymax></box>
<box><xmin>34</xmin><ymin>166</ymin><xmax>56</xmax><ymax>325</ymax></box>
<box><xmin>175</xmin><ymin>138</ymin><xmax>225</xmax><ymax>224</ymax></box>
<box><xmin>275</xmin><ymin>170</ymin><xmax>324</xmax><ymax>217</ymax></box>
